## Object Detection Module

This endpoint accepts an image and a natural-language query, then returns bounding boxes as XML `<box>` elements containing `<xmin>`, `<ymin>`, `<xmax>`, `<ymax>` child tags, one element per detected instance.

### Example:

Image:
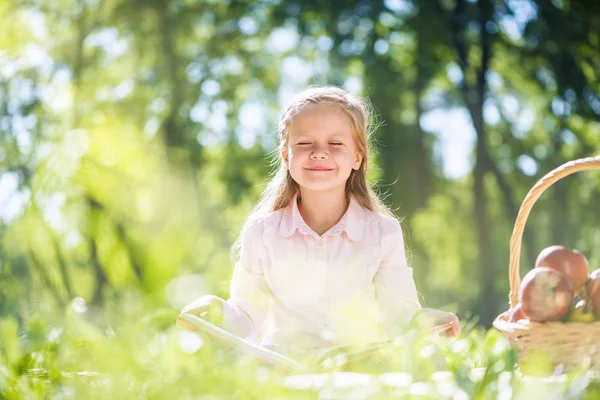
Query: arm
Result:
<box><xmin>374</xmin><ymin>218</ymin><xmax>422</xmax><ymax>338</ymax></box>
<box><xmin>373</xmin><ymin>218</ymin><xmax>461</xmax><ymax>338</ymax></box>
<box><xmin>222</xmin><ymin>221</ymin><xmax>272</xmax><ymax>342</ymax></box>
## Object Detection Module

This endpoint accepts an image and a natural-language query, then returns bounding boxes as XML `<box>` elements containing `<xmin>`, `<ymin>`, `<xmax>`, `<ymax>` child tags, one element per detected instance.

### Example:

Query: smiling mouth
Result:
<box><xmin>305</xmin><ymin>168</ymin><xmax>334</xmax><ymax>171</ymax></box>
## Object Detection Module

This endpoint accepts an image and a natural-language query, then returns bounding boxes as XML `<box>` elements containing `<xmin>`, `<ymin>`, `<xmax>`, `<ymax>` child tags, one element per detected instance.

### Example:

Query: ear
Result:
<box><xmin>281</xmin><ymin>146</ymin><xmax>289</xmax><ymax>165</ymax></box>
<box><xmin>353</xmin><ymin>152</ymin><xmax>363</xmax><ymax>170</ymax></box>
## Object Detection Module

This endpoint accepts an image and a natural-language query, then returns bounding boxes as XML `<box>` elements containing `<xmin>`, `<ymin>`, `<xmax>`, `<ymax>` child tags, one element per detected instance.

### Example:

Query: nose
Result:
<box><xmin>310</xmin><ymin>143</ymin><xmax>329</xmax><ymax>160</ymax></box>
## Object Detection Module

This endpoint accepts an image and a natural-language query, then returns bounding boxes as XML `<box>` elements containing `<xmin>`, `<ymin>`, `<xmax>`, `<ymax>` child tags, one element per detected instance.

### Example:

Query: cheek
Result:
<box><xmin>289</xmin><ymin>147</ymin><xmax>309</xmax><ymax>160</ymax></box>
<box><xmin>332</xmin><ymin>148</ymin><xmax>354</xmax><ymax>162</ymax></box>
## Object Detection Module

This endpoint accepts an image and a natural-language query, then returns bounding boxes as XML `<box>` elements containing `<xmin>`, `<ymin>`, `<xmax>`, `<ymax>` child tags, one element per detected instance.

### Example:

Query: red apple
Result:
<box><xmin>535</xmin><ymin>245</ymin><xmax>589</xmax><ymax>293</ymax></box>
<box><xmin>509</xmin><ymin>303</ymin><xmax>527</xmax><ymax>323</ymax></box>
<box><xmin>519</xmin><ymin>267</ymin><xmax>574</xmax><ymax>322</ymax></box>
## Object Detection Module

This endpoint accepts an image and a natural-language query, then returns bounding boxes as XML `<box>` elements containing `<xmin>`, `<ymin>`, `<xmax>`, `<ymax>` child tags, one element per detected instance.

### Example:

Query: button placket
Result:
<box><xmin>316</xmin><ymin>238</ymin><xmax>327</xmax><ymax>306</ymax></box>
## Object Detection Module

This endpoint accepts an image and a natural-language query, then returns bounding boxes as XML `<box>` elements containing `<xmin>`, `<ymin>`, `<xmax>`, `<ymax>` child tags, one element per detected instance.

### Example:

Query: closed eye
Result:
<box><xmin>330</xmin><ymin>142</ymin><xmax>343</xmax><ymax>146</ymax></box>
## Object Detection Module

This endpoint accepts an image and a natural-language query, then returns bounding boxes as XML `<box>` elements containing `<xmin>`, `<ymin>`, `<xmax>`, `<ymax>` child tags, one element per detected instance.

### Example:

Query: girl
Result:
<box><xmin>182</xmin><ymin>86</ymin><xmax>460</xmax><ymax>353</ymax></box>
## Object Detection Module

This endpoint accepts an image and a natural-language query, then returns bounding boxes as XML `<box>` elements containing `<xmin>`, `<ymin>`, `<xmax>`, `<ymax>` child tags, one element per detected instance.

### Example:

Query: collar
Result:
<box><xmin>278</xmin><ymin>193</ymin><xmax>365</xmax><ymax>241</ymax></box>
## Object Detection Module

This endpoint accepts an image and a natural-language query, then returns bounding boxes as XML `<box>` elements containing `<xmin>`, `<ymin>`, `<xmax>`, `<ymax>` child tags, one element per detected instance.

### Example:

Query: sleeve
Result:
<box><xmin>374</xmin><ymin>218</ymin><xmax>422</xmax><ymax>337</ymax></box>
<box><xmin>222</xmin><ymin>220</ymin><xmax>272</xmax><ymax>342</ymax></box>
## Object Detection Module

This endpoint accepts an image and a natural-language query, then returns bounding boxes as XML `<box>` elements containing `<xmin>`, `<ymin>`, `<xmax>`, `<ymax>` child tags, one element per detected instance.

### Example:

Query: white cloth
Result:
<box><xmin>222</xmin><ymin>195</ymin><xmax>422</xmax><ymax>350</ymax></box>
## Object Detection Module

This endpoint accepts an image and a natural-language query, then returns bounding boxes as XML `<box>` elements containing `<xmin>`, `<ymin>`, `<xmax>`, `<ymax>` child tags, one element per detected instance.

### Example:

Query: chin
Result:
<box><xmin>296</xmin><ymin>180</ymin><xmax>346</xmax><ymax>193</ymax></box>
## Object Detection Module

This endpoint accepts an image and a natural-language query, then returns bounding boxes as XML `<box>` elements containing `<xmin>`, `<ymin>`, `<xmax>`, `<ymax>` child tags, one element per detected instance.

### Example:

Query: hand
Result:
<box><xmin>181</xmin><ymin>295</ymin><xmax>225</xmax><ymax>327</ymax></box>
<box><xmin>411</xmin><ymin>308</ymin><xmax>461</xmax><ymax>338</ymax></box>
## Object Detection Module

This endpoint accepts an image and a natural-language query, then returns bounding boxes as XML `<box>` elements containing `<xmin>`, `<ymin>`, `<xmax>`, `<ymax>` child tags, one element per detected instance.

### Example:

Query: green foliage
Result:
<box><xmin>1</xmin><ymin>0</ymin><xmax>600</xmax><ymax>396</ymax></box>
<box><xmin>2</xmin><ymin>303</ymin><xmax>600</xmax><ymax>398</ymax></box>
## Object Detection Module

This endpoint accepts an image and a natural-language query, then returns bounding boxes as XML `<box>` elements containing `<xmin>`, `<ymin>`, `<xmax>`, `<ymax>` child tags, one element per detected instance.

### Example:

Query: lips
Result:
<box><xmin>305</xmin><ymin>166</ymin><xmax>334</xmax><ymax>171</ymax></box>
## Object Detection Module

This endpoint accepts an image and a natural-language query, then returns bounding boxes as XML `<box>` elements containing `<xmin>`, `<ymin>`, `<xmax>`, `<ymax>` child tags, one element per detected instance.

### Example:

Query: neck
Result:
<box><xmin>297</xmin><ymin>187</ymin><xmax>349</xmax><ymax>236</ymax></box>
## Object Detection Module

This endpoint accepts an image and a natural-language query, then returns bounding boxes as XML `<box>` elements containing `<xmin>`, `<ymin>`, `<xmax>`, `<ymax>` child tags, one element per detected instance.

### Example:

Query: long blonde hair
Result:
<box><xmin>232</xmin><ymin>86</ymin><xmax>393</xmax><ymax>261</ymax></box>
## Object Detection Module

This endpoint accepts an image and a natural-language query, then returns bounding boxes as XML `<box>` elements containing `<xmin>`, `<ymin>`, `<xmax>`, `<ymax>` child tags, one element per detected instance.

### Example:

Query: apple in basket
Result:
<box><xmin>519</xmin><ymin>267</ymin><xmax>574</xmax><ymax>322</ymax></box>
<box><xmin>534</xmin><ymin>245</ymin><xmax>589</xmax><ymax>293</ymax></box>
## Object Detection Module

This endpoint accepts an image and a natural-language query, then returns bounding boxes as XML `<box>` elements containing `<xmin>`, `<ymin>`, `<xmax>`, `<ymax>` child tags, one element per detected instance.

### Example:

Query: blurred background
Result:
<box><xmin>1</xmin><ymin>0</ymin><xmax>599</xmax><ymax>397</ymax></box>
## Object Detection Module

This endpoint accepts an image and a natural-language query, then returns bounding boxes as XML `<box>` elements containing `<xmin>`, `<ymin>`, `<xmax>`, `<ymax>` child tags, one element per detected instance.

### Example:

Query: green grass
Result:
<box><xmin>1</xmin><ymin>294</ymin><xmax>600</xmax><ymax>399</ymax></box>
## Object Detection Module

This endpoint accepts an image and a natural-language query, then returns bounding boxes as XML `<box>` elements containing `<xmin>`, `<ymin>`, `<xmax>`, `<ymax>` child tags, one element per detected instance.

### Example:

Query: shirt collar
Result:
<box><xmin>279</xmin><ymin>193</ymin><xmax>365</xmax><ymax>241</ymax></box>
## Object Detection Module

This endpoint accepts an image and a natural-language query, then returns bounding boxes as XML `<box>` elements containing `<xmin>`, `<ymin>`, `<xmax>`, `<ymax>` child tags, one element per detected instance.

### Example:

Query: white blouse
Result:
<box><xmin>222</xmin><ymin>195</ymin><xmax>422</xmax><ymax>351</ymax></box>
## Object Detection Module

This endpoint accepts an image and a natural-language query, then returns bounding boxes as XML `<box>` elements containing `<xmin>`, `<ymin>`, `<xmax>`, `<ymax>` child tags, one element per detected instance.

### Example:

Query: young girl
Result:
<box><xmin>182</xmin><ymin>86</ymin><xmax>460</xmax><ymax>353</ymax></box>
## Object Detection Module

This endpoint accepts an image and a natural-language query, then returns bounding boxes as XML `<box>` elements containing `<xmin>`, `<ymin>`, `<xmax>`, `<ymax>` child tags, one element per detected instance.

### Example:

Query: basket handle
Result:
<box><xmin>508</xmin><ymin>155</ymin><xmax>600</xmax><ymax>308</ymax></box>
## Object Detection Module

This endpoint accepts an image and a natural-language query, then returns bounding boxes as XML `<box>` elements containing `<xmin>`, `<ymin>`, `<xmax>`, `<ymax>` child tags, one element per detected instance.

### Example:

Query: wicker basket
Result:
<box><xmin>493</xmin><ymin>155</ymin><xmax>600</xmax><ymax>373</ymax></box>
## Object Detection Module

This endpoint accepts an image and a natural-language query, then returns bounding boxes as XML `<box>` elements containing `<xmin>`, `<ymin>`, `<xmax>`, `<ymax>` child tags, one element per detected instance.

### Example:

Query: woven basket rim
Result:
<box><xmin>504</xmin><ymin>155</ymin><xmax>600</xmax><ymax>308</ymax></box>
<box><xmin>494</xmin><ymin>310</ymin><xmax>600</xmax><ymax>336</ymax></box>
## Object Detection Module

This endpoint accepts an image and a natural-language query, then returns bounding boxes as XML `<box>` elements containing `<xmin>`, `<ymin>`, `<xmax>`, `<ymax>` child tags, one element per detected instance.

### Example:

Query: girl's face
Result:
<box><xmin>282</xmin><ymin>105</ymin><xmax>363</xmax><ymax>194</ymax></box>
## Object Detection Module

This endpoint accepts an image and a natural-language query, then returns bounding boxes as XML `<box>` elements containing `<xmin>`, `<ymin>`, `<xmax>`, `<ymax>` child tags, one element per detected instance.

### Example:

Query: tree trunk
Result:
<box><xmin>157</xmin><ymin>1</ymin><xmax>184</xmax><ymax>167</ymax></box>
<box><xmin>550</xmin><ymin>129</ymin><xmax>568</xmax><ymax>246</ymax></box>
<box><xmin>413</xmin><ymin>41</ymin><xmax>430</xmax><ymax>209</ymax></box>
<box><xmin>448</xmin><ymin>0</ymin><xmax>498</xmax><ymax>325</ymax></box>
<box><xmin>471</xmin><ymin>106</ymin><xmax>496</xmax><ymax>326</ymax></box>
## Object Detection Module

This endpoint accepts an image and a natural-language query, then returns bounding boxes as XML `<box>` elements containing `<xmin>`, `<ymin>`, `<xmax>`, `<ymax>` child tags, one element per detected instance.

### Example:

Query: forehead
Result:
<box><xmin>288</xmin><ymin>105</ymin><xmax>354</xmax><ymax>137</ymax></box>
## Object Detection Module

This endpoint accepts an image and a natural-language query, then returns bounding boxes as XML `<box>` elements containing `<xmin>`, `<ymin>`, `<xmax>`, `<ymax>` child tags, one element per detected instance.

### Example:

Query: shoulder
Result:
<box><xmin>242</xmin><ymin>209</ymin><xmax>284</xmax><ymax>239</ymax></box>
<box><xmin>369</xmin><ymin>212</ymin><xmax>404</xmax><ymax>240</ymax></box>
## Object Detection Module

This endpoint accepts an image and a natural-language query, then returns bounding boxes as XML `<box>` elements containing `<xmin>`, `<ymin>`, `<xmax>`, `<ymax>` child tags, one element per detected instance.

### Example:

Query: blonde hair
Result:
<box><xmin>232</xmin><ymin>86</ymin><xmax>393</xmax><ymax>261</ymax></box>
